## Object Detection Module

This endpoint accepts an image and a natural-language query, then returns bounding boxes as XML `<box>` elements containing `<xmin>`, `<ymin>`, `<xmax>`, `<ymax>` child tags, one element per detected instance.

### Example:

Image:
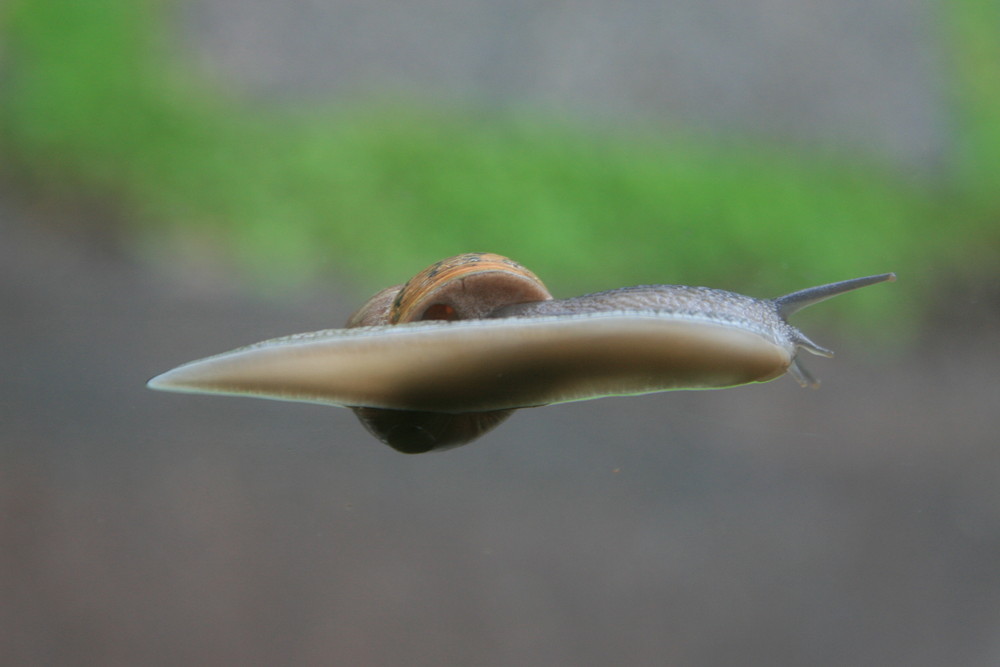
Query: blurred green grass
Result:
<box><xmin>2</xmin><ymin>0</ymin><xmax>997</xmax><ymax>331</ymax></box>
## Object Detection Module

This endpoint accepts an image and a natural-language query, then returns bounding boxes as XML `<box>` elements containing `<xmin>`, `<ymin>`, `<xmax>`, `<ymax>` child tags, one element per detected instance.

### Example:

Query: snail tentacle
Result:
<box><xmin>788</xmin><ymin>357</ymin><xmax>821</xmax><ymax>389</ymax></box>
<box><xmin>774</xmin><ymin>273</ymin><xmax>896</xmax><ymax>319</ymax></box>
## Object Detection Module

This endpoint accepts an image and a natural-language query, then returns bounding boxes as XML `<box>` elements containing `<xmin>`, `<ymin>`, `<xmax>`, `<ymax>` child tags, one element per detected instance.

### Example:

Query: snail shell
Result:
<box><xmin>147</xmin><ymin>253</ymin><xmax>895</xmax><ymax>453</ymax></box>
<box><xmin>346</xmin><ymin>253</ymin><xmax>553</xmax><ymax>453</ymax></box>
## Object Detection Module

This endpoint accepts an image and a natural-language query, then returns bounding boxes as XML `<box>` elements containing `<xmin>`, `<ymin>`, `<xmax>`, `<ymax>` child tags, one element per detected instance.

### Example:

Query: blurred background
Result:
<box><xmin>2</xmin><ymin>0</ymin><xmax>999</xmax><ymax>664</ymax></box>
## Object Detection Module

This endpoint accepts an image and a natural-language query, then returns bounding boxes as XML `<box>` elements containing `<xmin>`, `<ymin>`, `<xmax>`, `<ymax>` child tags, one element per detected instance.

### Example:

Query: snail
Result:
<box><xmin>147</xmin><ymin>253</ymin><xmax>895</xmax><ymax>454</ymax></box>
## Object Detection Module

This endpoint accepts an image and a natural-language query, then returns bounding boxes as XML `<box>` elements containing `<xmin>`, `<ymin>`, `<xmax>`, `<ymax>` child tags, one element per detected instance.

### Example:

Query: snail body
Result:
<box><xmin>148</xmin><ymin>253</ymin><xmax>895</xmax><ymax>453</ymax></box>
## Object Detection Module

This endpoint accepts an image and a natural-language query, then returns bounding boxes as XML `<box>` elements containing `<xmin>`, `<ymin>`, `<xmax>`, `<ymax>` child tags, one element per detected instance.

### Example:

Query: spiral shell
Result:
<box><xmin>345</xmin><ymin>253</ymin><xmax>553</xmax><ymax>453</ymax></box>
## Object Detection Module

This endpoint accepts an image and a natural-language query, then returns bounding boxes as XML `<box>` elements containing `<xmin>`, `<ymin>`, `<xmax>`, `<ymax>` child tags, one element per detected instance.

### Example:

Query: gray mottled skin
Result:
<box><xmin>493</xmin><ymin>274</ymin><xmax>896</xmax><ymax>358</ymax></box>
<box><xmin>492</xmin><ymin>286</ymin><xmax>797</xmax><ymax>350</ymax></box>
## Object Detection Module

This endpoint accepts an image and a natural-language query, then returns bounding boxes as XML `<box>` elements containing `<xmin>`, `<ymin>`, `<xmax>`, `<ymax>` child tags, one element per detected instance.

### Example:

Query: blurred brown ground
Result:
<box><xmin>2</xmin><ymin>195</ymin><xmax>999</xmax><ymax>666</ymax></box>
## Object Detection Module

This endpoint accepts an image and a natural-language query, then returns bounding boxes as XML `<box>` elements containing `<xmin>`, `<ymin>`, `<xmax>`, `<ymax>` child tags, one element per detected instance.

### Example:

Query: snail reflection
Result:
<box><xmin>148</xmin><ymin>253</ymin><xmax>895</xmax><ymax>453</ymax></box>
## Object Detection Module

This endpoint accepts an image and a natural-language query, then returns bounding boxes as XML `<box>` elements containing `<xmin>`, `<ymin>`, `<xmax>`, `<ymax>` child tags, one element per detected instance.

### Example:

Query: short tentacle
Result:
<box><xmin>788</xmin><ymin>358</ymin><xmax>821</xmax><ymax>388</ymax></box>
<box><xmin>790</xmin><ymin>330</ymin><xmax>834</xmax><ymax>358</ymax></box>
